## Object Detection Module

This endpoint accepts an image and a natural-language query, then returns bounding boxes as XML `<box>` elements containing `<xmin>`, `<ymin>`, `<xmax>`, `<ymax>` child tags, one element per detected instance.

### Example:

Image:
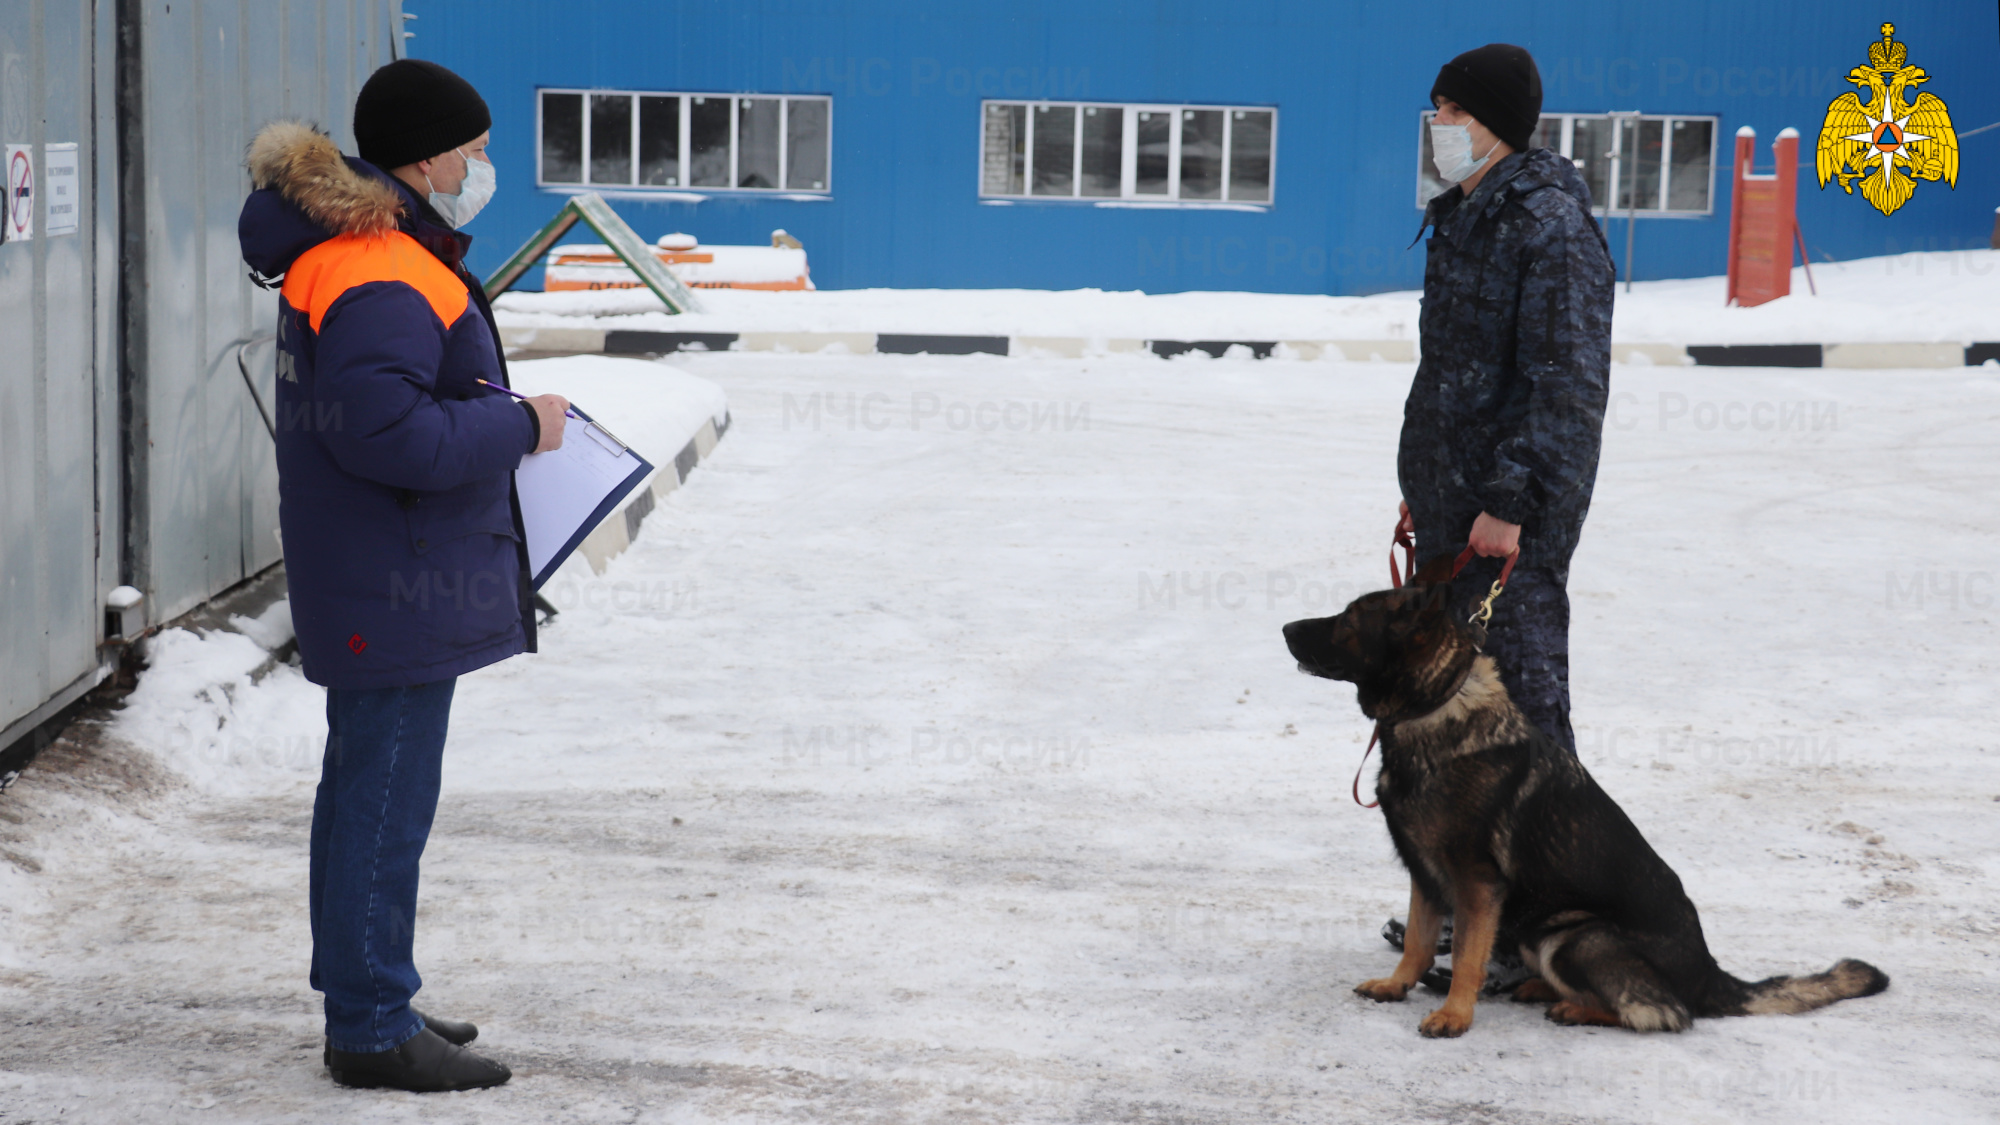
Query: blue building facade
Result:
<box><xmin>405</xmin><ymin>1</ymin><xmax>1996</xmax><ymax>295</ymax></box>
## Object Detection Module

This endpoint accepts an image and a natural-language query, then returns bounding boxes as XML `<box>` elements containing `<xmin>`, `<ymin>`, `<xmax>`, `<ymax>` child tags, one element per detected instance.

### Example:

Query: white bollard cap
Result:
<box><xmin>1736</xmin><ymin>125</ymin><xmax>1756</xmax><ymax>137</ymax></box>
<box><xmin>1776</xmin><ymin>127</ymin><xmax>1800</xmax><ymax>139</ymax></box>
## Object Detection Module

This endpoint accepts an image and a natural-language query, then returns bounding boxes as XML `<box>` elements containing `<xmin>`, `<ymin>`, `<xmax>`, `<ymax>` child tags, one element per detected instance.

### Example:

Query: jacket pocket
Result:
<box><xmin>396</xmin><ymin>482</ymin><xmax>523</xmax><ymax>655</ymax></box>
<box><xmin>404</xmin><ymin>484</ymin><xmax>518</xmax><ymax>557</ymax></box>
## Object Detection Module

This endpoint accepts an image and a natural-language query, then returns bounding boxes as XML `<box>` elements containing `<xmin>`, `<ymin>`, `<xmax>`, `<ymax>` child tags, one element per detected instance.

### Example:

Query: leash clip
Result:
<box><xmin>1449</xmin><ymin>545</ymin><xmax>1519</xmax><ymax>625</ymax></box>
<box><xmin>1470</xmin><ymin>578</ymin><xmax>1505</xmax><ymax>626</ymax></box>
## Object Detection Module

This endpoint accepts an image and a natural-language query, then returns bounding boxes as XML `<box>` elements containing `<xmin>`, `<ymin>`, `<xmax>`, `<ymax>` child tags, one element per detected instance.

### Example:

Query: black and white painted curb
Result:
<box><xmin>503</xmin><ymin>327</ymin><xmax>1416</xmax><ymax>362</ymax></box>
<box><xmin>502</xmin><ymin>326</ymin><xmax>2000</xmax><ymax>369</ymax></box>
<box><xmin>571</xmin><ymin>410</ymin><xmax>730</xmax><ymax>577</ymax></box>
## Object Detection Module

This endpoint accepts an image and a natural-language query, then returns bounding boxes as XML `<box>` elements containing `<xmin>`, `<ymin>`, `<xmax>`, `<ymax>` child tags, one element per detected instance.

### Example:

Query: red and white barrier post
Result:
<box><xmin>1725</xmin><ymin>126</ymin><xmax>1801</xmax><ymax>308</ymax></box>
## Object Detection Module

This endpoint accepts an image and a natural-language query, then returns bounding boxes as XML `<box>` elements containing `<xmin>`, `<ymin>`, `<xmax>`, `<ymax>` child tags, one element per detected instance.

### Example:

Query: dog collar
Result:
<box><xmin>1351</xmin><ymin>658</ymin><xmax>1479</xmax><ymax>810</ymax></box>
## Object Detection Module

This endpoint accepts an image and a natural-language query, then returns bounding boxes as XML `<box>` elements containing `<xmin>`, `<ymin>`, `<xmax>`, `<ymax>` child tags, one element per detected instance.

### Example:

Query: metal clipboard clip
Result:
<box><xmin>580</xmin><ymin>415</ymin><xmax>630</xmax><ymax>457</ymax></box>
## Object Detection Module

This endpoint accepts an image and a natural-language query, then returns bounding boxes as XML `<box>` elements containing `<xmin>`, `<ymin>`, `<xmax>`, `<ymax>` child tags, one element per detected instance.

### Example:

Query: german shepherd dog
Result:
<box><xmin>1282</xmin><ymin>564</ymin><xmax>1888</xmax><ymax>1038</ymax></box>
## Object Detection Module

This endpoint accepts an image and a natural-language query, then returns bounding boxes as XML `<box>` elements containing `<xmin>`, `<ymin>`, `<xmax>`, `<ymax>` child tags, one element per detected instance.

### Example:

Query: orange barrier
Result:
<box><xmin>545</xmin><ymin>231</ymin><xmax>812</xmax><ymax>292</ymax></box>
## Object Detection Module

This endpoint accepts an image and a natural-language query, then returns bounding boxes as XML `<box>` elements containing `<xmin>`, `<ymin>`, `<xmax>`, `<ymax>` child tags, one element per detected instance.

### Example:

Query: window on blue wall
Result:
<box><xmin>539</xmin><ymin>89</ymin><xmax>832</xmax><ymax>193</ymax></box>
<box><xmin>982</xmin><ymin>101</ymin><xmax>1276</xmax><ymax>206</ymax></box>
<box><xmin>1416</xmin><ymin>111</ymin><xmax>1715</xmax><ymax>217</ymax></box>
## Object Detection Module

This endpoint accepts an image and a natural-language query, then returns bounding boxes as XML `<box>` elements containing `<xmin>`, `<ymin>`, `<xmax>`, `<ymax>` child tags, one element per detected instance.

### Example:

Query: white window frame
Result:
<box><xmin>1415</xmin><ymin>110</ymin><xmax>1717</xmax><ymax>217</ymax></box>
<box><xmin>978</xmin><ymin>99</ymin><xmax>1277</xmax><ymax>207</ymax></box>
<box><xmin>536</xmin><ymin>87</ymin><xmax>833</xmax><ymax>194</ymax></box>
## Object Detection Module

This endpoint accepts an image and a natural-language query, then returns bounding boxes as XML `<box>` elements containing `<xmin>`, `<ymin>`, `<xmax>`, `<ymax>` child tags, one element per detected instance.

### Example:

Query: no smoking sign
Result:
<box><xmin>6</xmin><ymin>144</ymin><xmax>33</xmax><ymax>242</ymax></box>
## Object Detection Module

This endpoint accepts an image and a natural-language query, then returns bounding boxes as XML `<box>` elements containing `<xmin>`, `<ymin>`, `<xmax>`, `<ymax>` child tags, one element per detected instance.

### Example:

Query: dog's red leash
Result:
<box><xmin>1390</xmin><ymin>526</ymin><xmax>1417</xmax><ymax>589</ymax></box>
<box><xmin>1353</xmin><ymin>727</ymin><xmax>1384</xmax><ymax>808</ymax></box>
<box><xmin>1353</xmin><ymin>530</ymin><xmax>1519</xmax><ymax>809</ymax></box>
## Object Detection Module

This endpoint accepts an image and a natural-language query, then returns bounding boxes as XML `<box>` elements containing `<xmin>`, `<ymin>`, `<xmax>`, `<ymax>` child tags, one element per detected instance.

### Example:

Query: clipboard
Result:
<box><xmin>514</xmin><ymin>403</ymin><xmax>655</xmax><ymax>589</ymax></box>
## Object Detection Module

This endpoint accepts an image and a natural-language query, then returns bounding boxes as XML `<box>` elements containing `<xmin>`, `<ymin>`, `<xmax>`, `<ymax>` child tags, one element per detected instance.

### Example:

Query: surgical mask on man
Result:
<box><xmin>426</xmin><ymin>148</ymin><xmax>495</xmax><ymax>228</ymax></box>
<box><xmin>1430</xmin><ymin>121</ymin><xmax>1494</xmax><ymax>185</ymax></box>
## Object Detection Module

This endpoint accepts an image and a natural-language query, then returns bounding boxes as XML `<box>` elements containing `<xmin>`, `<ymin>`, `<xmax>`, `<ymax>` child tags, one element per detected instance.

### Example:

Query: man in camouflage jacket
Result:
<box><xmin>1399</xmin><ymin>44</ymin><xmax>1614</xmax><ymax>755</ymax></box>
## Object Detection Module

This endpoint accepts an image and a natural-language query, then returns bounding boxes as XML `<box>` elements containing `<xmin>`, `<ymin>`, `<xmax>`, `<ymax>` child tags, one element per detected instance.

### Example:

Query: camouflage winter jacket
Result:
<box><xmin>1398</xmin><ymin>148</ymin><xmax>1614</xmax><ymax>580</ymax></box>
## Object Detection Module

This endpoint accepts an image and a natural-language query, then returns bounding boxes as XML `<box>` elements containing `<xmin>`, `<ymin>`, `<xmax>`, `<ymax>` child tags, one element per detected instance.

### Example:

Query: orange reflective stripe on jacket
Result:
<box><xmin>282</xmin><ymin>231</ymin><xmax>471</xmax><ymax>334</ymax></box>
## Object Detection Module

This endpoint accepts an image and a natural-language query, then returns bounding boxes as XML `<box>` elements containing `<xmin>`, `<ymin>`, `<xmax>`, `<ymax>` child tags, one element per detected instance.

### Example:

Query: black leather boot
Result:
<box><xmin>322</xmin><ymin>1009</ymin><xmax>478</xmax><ymax>1068</ymax></box>
<box><xmin>417</xmin><ymin>1008</ymin><xmax>478</xmax><ymax>1046</ymax></box>
<box><xmin>326</xmin><ymin>1027</ymin><xmax>511</xmax><ymax>1092</ymax></box>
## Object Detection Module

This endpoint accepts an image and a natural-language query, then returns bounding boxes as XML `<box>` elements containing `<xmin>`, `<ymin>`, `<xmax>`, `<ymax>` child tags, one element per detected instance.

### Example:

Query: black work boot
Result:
<box><xmin>1381</xmin><ymin>916</ymin><xmax>1454</xmax><ymax>955</ymax></box>
<box><xmin>1414</xmin><ymin>923</ymin><xmax>1535</xmax><ymax>997</ymax></box>
<box><xmin>323</xmin><ymin>1009</ymin><xmax>478</xmax><ymax>1068</ymax></box>
<box><xmin>1383</xmin><ymin>916</ymin><xmax>1531</xmax><ymax>997</ymax></box>
<box><xmin>326</xmin><ymin>1027</ymin><xmax>511</xmax><ymax>1092</ymax></box>
<box><xmin>417</xmin><ymin>1008</ymin><xmax>478</xmax><ymax>1046</ymax></box>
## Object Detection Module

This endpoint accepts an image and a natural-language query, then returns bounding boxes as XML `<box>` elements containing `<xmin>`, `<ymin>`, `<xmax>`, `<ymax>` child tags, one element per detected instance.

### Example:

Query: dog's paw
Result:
<box><xmin>1545</xmin><ymin>1000</ymin><xmax>1623</xmax><ymax>1028</ymax></box>
<box><xmin>1354</xmin><ymin>977</ymin><xmax>1415</xmax><ymax>1003</ymax></box>
<box><xmin>1512</xmin><ymin>977</ymin><xmax>1559</xmax><ymax>1003</ymax></box>
<box><xmin>1418</xmin><ymin>1005</ymin><xmax>1473</xmax><ymax>1038</ymax></box>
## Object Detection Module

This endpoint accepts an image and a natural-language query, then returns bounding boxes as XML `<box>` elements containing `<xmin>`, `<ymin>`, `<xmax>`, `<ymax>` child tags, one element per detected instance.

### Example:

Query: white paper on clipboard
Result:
<box><xmin>514</xmin><ymin>405</ymin><xmax>655</xmax><ymax>587</ymax></box>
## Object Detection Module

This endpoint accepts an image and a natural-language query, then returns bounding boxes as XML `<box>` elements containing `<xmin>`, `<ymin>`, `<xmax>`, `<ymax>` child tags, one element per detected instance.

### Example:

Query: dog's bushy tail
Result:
<box><xmin>1728</xmin><ymin>958</ymin><xmax>1889</xmax><ymax>1016</ymax></box>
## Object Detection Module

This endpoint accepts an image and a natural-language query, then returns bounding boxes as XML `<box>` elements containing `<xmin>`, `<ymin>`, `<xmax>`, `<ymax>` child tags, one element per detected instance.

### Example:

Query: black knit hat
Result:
<box><xmin>1430</xmin><ymin>44</ymin><xmax>1543</xmax><ymax>153</ymax></box>
<box><xmin>353</xmin><ymin>59</ymin><xmax>491</xmax><ymax>170</ymax></box>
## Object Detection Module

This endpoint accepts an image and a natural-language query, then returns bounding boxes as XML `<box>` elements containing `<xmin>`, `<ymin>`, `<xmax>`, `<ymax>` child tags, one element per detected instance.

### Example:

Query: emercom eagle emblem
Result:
<box><xmin>1817</xmin><ymin>22</ymin><xmax>1957</xmax><ymax>216</ymax></box>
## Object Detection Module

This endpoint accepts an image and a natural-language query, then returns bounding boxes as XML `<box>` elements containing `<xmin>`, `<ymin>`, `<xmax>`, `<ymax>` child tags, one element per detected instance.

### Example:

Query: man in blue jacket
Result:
<box><xmin>239</xmin><ymin>59</ymin><xmax>568</xmax><ymax>1092</ymax></box>
<box><xmin>1388</xmin><ymin>43</ymin><xmax>1614</xmax><ymax>987</ymax></box>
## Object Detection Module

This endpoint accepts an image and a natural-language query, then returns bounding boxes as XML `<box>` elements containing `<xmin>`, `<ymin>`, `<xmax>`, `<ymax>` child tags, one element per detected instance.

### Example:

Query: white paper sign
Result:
<box><xmin>43</xmin><ymin>143</ymin><xmax>78</xmax><ymax>237</ymax></box>
<box><xmin>4</xmin><ymin>144</ymin><xmax>32</xmax><ymax>242</ymax></box>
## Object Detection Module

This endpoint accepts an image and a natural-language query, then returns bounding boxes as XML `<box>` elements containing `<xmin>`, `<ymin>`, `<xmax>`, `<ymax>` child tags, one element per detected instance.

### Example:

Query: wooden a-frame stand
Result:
<box><xmin>481</xmin><ymin>191</ymin><xmax>704</xmax><ymax>315</ymax></box>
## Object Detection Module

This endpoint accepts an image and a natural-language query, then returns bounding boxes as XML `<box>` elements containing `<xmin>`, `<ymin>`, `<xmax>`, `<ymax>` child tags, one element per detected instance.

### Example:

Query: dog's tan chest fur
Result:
<box><xmin>1387</xmin><ymin>656</ymin><xmax>1534</xmax><ymax>761</ymax></box>
<box><xmin>1378</xmin><ymin>656</ymin><xmax>1539</xmax><ymax>894</ymax></box>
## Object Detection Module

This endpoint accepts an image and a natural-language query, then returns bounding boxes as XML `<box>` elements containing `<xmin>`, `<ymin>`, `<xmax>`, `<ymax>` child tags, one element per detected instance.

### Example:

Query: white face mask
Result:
<box><xmin>1430</xmin><ymin>121</ymin><xmax>1494</xmax><ymax>185</ymax></box>
<box><xmin>426</xmin><ymin>148</ymin><xmax>495</xmax><ymax>228</ymax></box>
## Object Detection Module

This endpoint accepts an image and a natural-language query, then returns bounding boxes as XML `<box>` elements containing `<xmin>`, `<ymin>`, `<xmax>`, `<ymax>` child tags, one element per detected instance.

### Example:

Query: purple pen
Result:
<box><xmin>478</xmin><ymin>378</ymin><xmax>579</xmax><ymax>419</ymax></box>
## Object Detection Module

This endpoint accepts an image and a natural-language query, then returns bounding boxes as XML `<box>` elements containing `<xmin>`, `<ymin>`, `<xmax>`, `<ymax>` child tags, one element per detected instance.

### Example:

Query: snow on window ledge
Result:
<box><xmin>1093</xmin><ymin>200</ymin><xmax>1269</xmax><ymax>212</ymax></box>
<box><xmin>536</xmin><ymin>187</ymin><xmax>833</xmax><ymax>204</ymax></box>
<box><xmin>978</xmin><ymin>198</ymin><xmax>1269</xmax><ymax>212</ymax></box>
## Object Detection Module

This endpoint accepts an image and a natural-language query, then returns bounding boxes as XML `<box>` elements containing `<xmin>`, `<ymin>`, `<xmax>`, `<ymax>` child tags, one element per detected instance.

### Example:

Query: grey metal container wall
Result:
<box><xmin>1</xmin><ymin>0</ymin><xmax>405</xmax><ymax>751</ymax></box>
<box><xmin>0</xmin><ymin>1</ymin><xmax>116</xmax><ymax>752</ymax></box>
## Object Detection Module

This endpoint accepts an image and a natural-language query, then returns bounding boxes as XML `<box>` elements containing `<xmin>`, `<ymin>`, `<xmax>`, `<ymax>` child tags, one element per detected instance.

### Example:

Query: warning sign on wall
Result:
<box><xmin>5</xmin><ymin>143</ymin><xmax>32</xmax><ymax>243</ymax></box>
<box><xmin>44</xmin><ymin>143</ymin><xmax>78</xmax><ymax>237</ymax></box>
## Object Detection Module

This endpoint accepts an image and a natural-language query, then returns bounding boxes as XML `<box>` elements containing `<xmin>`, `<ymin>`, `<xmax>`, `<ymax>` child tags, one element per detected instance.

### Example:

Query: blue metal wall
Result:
<box><xmin>402</xmin><ymin>0</ymin><xmax>1996</xmax><ymax>295</ymax></box>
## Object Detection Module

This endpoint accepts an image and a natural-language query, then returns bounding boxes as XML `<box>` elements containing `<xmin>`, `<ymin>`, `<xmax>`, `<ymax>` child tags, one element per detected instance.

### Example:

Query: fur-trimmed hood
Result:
<box><xmin>248</xmin><ymin>121</ymin><xmax>401</xmax><ymax>236</ymax></box>
<box><xmin>239</xmin><ymin>121</ymin><xmax>433</xmax><ymax>283</ymax></box>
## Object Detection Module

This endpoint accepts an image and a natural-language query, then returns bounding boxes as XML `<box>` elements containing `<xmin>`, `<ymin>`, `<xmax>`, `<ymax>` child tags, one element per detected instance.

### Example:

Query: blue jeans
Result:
<box><xmin>309</xmin><ymin>679</ymin><xmax>455</xmax><ymax>1053</ymax></box>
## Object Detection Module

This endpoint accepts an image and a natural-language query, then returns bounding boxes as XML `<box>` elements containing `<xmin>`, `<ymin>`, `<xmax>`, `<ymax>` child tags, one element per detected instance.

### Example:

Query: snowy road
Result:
<box><xmin>3</xmin><ymin>353</ymin><xmax>1998</xmax><ymax>1123</ymax></box>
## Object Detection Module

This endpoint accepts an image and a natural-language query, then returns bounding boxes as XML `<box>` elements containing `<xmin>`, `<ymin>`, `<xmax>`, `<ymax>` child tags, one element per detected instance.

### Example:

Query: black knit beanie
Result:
<box><xmin>1429</xmin><ymin>44</ymin><xmax>1542</xmax><ymax>153</ymax></box>
<box><xmin>353</xmin><ymin>59</ymin><xmax>491</xmax><ymax>170</ymax></box>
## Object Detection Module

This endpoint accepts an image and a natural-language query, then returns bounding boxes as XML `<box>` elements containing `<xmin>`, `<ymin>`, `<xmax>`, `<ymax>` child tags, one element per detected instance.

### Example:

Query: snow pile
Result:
<box><xmin>225</xmin><ymin>598</ymin><xmax>294</xmax><ymax>651</ymax></box>
<box><xmin>1610</xmin><ymin>249</ymin><xmax>2000</xmax><ymax>344</ymax></box>
<box><xmin>505</xmin><ymin>354</ymin><xmax>729</xmax><ymax>471</ymax></box>
<box><xmin>493</xmin><ymin>248</ymin><xmax>2000</xmax><ymax>346</ymax></box>
<box><xmin>114</xmin><ymin>627</ymin><xmax>325</xmax><ymax>797</ymax></box>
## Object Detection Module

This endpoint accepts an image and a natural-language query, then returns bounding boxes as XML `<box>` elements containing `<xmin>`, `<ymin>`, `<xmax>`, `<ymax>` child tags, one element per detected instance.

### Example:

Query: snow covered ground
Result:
<box><xmin>493</xmin><ymin>248</ymin><xmax>2000</xmax><ymax>347</ymax></box>
<box><xmin>2</xmin><ymin>349</ymin><xmax>1998</xmax><ymax>1123</ymax></box>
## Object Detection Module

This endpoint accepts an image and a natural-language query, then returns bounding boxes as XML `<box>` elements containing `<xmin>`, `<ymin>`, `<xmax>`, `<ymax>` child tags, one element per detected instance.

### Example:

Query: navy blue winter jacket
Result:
<box><xmin>238</xmin><ymin>122</ymin><xmax>536</xmax><ymax>689</ymax></box>
<box><xmin>1399</xmin><ymin>148</ymin><xmax>1615</xmax><ymax>580</ymax></box>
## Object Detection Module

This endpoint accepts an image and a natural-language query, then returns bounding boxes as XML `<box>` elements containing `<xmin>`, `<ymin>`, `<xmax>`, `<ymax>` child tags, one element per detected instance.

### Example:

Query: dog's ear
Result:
<box><xmin>1409</xmin><ymin>551</ymin><xmax>1460</xmax><ymax>587</ymax></box>
<box><xmin>1408</xmin><ymin>581</ymin><xmax>1456</xmax><ymax>618</ymax></box>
